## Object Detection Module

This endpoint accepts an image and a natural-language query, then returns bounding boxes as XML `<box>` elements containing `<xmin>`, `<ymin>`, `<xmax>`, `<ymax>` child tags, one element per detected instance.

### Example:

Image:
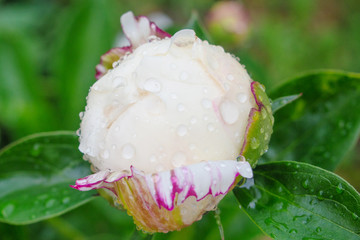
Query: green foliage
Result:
<box><xmin>0</xmin><ymin>132</ymin><xmax>94</xmax><ymax>224</ymax></box>
<box><xmin>264</xmin><ymin>71</ymin><xmax>360</xmax><ymax>170</ymax></box>
<box><xmin>234</xmin><ymin>161</ymin><xmax>360</xmax><ymax>239</ymax></box>
<box><xmin>0</xmin><ymin>0</ymin><xmax>360</xmax><ymax>239</ymax></box>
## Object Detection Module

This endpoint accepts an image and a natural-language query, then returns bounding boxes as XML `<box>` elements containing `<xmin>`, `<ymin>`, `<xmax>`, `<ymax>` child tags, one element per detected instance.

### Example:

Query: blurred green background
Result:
<box><xmin>0</xmin><ymin>0</ymin><xmax>359</xmax><ymax>239</ymax></box>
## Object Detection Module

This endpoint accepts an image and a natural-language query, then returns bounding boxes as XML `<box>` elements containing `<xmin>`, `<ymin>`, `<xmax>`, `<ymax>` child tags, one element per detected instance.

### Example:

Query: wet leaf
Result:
<box><xmin>234</xmin><ymin>161</ymin><xmax>360</xmax><ymax>240</ymax></box>
<box><xmin>0</xmin><ymin>131</ymin><xmax>95</xmax><ymax>224</ymax></box>
<box><xmin>264</xmin><ymin>70</ymin><xmax>360</xmax><ymax>170</ymax></box>
<box><xmin>271</xmin><ymin>93</ymin><xmax>302</xmax><ymax>114</ymax></box>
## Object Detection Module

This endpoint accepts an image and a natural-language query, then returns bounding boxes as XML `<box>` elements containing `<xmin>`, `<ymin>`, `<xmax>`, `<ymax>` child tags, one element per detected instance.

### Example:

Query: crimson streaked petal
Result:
<box><xmin>121</xmin><ymin>11</ymin><xmax>171</xmax><ymax>48</ymax></box>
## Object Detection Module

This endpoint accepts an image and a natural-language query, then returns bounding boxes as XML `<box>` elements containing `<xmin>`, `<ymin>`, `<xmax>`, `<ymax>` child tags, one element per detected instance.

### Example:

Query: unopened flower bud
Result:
<box><xmin>72</xmin><ymin>11</ymin><xmax>273</xmax><ymax>233</ymax></box>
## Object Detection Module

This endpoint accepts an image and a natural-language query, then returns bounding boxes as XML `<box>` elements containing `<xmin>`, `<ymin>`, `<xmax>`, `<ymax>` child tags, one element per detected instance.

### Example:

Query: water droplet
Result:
<box><xmin>172</xmin><ymin>152</ymin><xmax>187</xmax><ymax>167</ymax></box>
<box><xmin>179</xmin><ymin>71</ymin><xmax>189</xmax><ymax>81</ymax></box>
<box><xmin>223</xmin><ymin>83</ymin><xmax>230</xmax><ymax>91</ymax></box>
<box><xmin>112</xmin><ymin>76</ymin><xmax>127</xmax><ymax>88</ymax></box>
<box><xmin>156</xmin><ymin>165</ymin><xmax>164</xmax><ymax>172</ymax></box>
<box><xmin>227</xmin><ymin>74</ymin><xmax>234</xmax><ymax>81</ymax></box>
<box><xmin>250</xmin><ymin>138</ymin><xmax>260</xmax><ymax>149</ymax></box>
<box><xmin>30</xmin><ymin>144</ymin><xmax>42</xmax><ymax>157</ymax></box>
<box><xmin>203</xmin><ymin>88</ymin><xmax>208</xmax><ymax>94</ymax></box>
<box><xmin>144</xmin><ymin>78</ymin><xmax>161</xmax><ymax>93</ymax></box>
<box><xmin>62</xmin><ymin>197</ymin><xmax>70</xmax><ymax>204</ymax></box>
<box><xmin>2</xmin><ymin>204</ymin><xmax>15</xmax><ymax>217</ymax></box>
<box><xmin>352</xmin><ymin>213</ymin><xmax>359</xmax><ymax>220</ymax></box>
<box><xmin>190</xmin><ymin>117</ymin><xmax>197</xmax><ymax>124</ymax></box>
<box><xmin>100</xmin><ymin>149</ymin><xmax>110</xmax><ymax>159</ymax></box>
<box><xmin>260</xmin><ymin>127</ymin><xmax>264</xmax><ymax>133</ymax></box>
<box><xmin>289</xmin><ymin>229</ymin><xmax>297</xmax><ymax>234</ymax></box>
<box><xmin>76</xmin><ymin>129</ymin><xmax>81</xmax><ymax>137</ymax></box>
<box><xmin>115</xmin><ymin>126</ymin><xmax>120</xmax><ymax>131</ymax></box>
<box><xmin>201</xmin><ymin>99</ymin><xmax>212</xmax><ymax>109</ymax></box>
<box><xmin>189</xmin><ymin>144</ymin><xmax>196</xmax><ymax>150</ymax></box>
<box><xmin>170</xmin><ymin>93</ymin><xmax>177</xmax><ymax>99</ymax></box>
<box><xmin>220</xmin><ymin>100</ymin><xmax>239</xmax><ymax>124</ymax></box>
<box><xmin>316</xmin><ymin>227</ymin><xmax>322</xmax><ymax>233</ymax></box>
<box><xmin>149</xmin><ymin>155</ymin><xmax>157</xmax><ymax>163</ymax></box>
<box><xmin>302</xmin><ymin>179</ymin><xmax>310</xmax><ymax>189</ymax></box>
<box><xmin>248</xmin><ymin>201</ymin><xmax>256</xmax><ymax>209</ymax></box>
<box><xmin>46</xmin><ymin>199</ymin><xmax>56</xmax><ymax>208</ymax></box>
<box><xmin>122</xmin><ymin>144</ymin><xmax>135</xmax><ymax>159</ymax></box>
<box><xmin>177</xmin><ymin>103</ymin><xmax>185</xmax><ymax>112</ymax></box>
<box><xmin>207</xmin><ymin>123</ymin><xmax>215</xmax><ymax>132</ymax></box>
<box><xmin>204</xmin><ymin>165</ymin><xmax>211</xmax><ymax>171</ymax></box>
<box><xmin>177</xmin><ymin>125</ymin><xmax>188</xmax><ymax>136</ymax></box>
<box><xmin>79</xmin><ymin>111</ymin><xmax>84</xmax><ymax>120</ymax></box>
<box><xmin>264</xmin><ymin>217</ymin><xmax>288</xmax><ymax>231</ymax></box>
<box><xmin>170</xmin><ymin>63</ymin><xmax>177</xmax><ymax>69</ymax></box>
<box><xmin>336</xmin><ymin>183</ymin><xmax>344</xmax><ymax>194</ymax></box>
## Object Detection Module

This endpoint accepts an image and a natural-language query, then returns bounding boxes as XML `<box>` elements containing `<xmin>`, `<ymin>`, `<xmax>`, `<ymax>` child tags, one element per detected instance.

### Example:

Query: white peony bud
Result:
<box><xmin>72</xmin><ymin>11</ymin><xmax>273</xmax><ymax>233</ymax></box>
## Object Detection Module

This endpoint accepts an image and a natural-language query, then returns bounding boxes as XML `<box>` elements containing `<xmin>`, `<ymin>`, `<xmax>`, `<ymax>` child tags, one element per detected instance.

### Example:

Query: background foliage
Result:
<box><xmin>0</xmin><ymin>0</ymin><xmax>359</xmax><ymax>239</ymax></box>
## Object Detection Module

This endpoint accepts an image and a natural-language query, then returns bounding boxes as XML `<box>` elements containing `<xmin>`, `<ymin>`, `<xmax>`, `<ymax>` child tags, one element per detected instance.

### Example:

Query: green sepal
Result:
<box><xmin>240</xmin><ymin>82</ymin><xmax>274</xmax><ymax>167</ymax></box>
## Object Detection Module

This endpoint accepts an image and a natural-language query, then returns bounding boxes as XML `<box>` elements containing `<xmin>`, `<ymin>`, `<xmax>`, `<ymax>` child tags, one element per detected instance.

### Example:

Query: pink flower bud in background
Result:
<box><xmin>206</xmin><ymin>1</ymin><xmax>250</xmax><ymax>49</ymax></box>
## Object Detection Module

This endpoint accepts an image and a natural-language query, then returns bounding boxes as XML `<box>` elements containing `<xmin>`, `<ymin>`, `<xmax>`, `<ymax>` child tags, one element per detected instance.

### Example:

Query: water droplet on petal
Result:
<box><xmin>177</xmin><ymin>125</ymin><xmax>188</xmax><ymax>136</ymax></box>
<box><xmin>30</xmin><ymin>144</ymin><xmax>42</xmax><ymax>157</ymax></box>
<box><xmin>220</xmin><ymin>100</ymin><xmax>239</xmax><ymax>124</ymax></box>
<box><xmin>227</xmin><ymin>74</ymin><xmax>234</xmax><ymax>81</ymax></box>
<box><xmin>62</xmin><ymin>197</ymin><xmax>70</xmax><ymax>204</ymax></box>
<box><xmin>172</xmin><ymin>152</ymin><xmax>187</xmax><ymax>167</ymax></box>
<box><xmin>201</xmin><ymin>99</ymin><xmax>212</xmax><ymax>109</ymax></box>
<box><xmin>207</xmin><ymin>123</ymin><xmax>215</xmax><ymax>132</ymax></box>
<box><xmin>79</xmin><ymin>112</ymin><xmax>84</xmax><ymax>120</ymax></box>
<box><xmin>122</xmin><ymin>144</ymin><xmax>135</xmax><ymax>159</ymax></box>
<box><xmin>144</xmin><ymin>78</ymin><xmax>161</xmax><ymax>93</ymax></box>
<box><xmin>179</xmin><ymin>71</ymin><xmax>189</xmax><ymax>81</ymax></box>
<box><xmin>101</xmin><ymin>149</ymin><xmax>110</xmax><ymax>159</ymax></box>
<box><xmin>302</xmin><ymin>179</ymin><xmax>310</xmax><ymax>189</ymax></box>
<box><xmin>336</xmin><ymin>183</ymin><xmax>344</xmax><ymax>194</ymax></box>
<box><xmin>190</xmin><ymin>117</ymin><xmax>197</xmax><ymax>124</ymax></box>
<box><xmin>177</xmin><ymin>103</ymin><xmax>185</xmax><ymax>112</ymax></box>
<box><xmin>112</xmin><ymin>76</ymin><xmax>127</xmax><ymax>88</ymax></box>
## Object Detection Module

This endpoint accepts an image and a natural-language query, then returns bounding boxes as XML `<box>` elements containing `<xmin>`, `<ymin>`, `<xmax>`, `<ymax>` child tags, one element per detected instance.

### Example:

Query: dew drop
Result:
<box><xmin>62</xmin><ymin>197</ymin><xmax>70</xmax><ymax>204</ymax></box>
<box><xmin>46</xmin><ymin>199</ymin><xmax>56</xmax><ymax>208</ymax></box>
<box><xmin>250</xmin><ymin>138</ymin><xmax>260</xmax><ymax>149</ymax></box>
<box><xmin>30</xmin><ymin>144</ymin><xmax>42</xmax><ymax>157</ymax></box>
<box><xmin>76</xmin><ymin>129</ymin><xmax>81</xmax><ymax>137</ymax></box>
<box><xmin>144</xmin><ymin>78</ymin><xmax>162</xmax><ymax>93</ymax></box>
<box><xmin>190</xmin><ymin>117</ymin><xmax>197</xmax><ymax>124</ymax></box>
<box><xmin>177</xmin><ymin>103</ymin><xmax>185</xmax><ymax>112</ymax></box>
<box><xmin>177</xmin><ymin>125</ymin><xmax>188</xmax><ymax>137</ymax></box>
<box><xmin>289</xmin><ymin>229</ymin><xmax>297</xmax><ymax>234</ymax></box>
<box><xmin>179</xmin><ymin>71</ymin><xmax>189</xmax><ymax>81</ymax></box>
<box><xmin>316</xmin><ymin>227</ymin><xmax>322</xmax><ymax>233</ymax></box>
<box><xmin>220</xmin><ymin>100</ymin><xmax>239</xmax><ymax>124</ymax></box>
<box><xmin>336</xmin><ymin>183</ymin><xmax>344</xmax><ymax>194</ymax></box>
<box><xmin>201</xmin><ymin>99</ymin><xmax>212</xmax><ymax>109</ymax></box>
<box><xmin>149</xmin><ymin>155</ymin><xmax>157</xmax><ymax>163</ymax></box>
<box><xmin>227</xmin><ymin>74</ymin><xmax>234</xmax><ymax>81</ymax></box>
<box><xmin>79</xmin><ymin>111</ymin><xmax>84</xmax><ymax>120</ymax></box>
<box><xmin>2</xmin><ymin>204</ymin><xmax>15</xmax><ymax>217</ymax></box>
<box><xmin>122</xmin><ymin>144</ymin><xmax>135</xmax><ymax>159</ymax></box>
<box><xmin>203</xmin><ymin>87</ymin><xmax>208</xmax><ymax>94</ymax></box>
<box><xmin>156</xmin><ymin>165</ymin><xmax>164</xmax><ymax>172</ymax></box>
<box><xmin>101</xmin><ymin>149</ymin><xmax>110</xmax><ymax>159</ymax></box>
<box><xmin>204</xmin><ymin>165</ymin><xmax>211</xmax><ymax>171</ymax></box>
<box><xmin>207</xmin><ymin>123</ymin><xmax>215</xmax><ymax>132</ymax></box>
<box><xmin>189</xmin><ymin>144</ymin><xmax>196</xmax><ymax>151</ymax></box>
<box><xmin>115</xmin><ymin>126</ymin><xmax>120</xmax><ymax>131</ymax></box>
<box><xmin>302</xmin><ymin>179</ymin><xmax>310</xmax><ymax>189</ymax></box>
<box><xmin>112</xmin><ymin>76</ymin><xmax>127</xmax><ymax>88</ymax></box>
<box><xmin>172</xmin><ymin>152</ymin><xmax>187</xmax><ymax>168</ymax></box>
<box><xmin>352</xmin><ymin>213</ymin><xmax>359</xmax><ymax>220</ymax></box>
<box><xmin>223</xmin><ymin>83</ymin><xmax>230</xmax><ymax>91</ymax></box>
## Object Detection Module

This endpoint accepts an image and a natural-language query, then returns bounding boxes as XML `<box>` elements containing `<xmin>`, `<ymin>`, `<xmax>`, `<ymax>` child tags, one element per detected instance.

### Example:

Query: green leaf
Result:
<box><xmin>0</xmin><ymin>131</ymin><xmax>95</xmax><ymax>224</ymax></box>
<box><xmin>271</xmin><ymin>93</ymin><xmax>302</xmax><ymax>114</ymax></box>
<box><xmin>234</xmin><ymin>161</ymin><xmax>360</xmax><ymax>240</ymax></box>
<box><xmin>265</xmin><ymin>70</ymin><xmax>360</xmax><ymax>170</ymax></box>
<box><xmin>185</xmin><ymin>11</ymin><xmax>212</xmax><ymax>43</ymax></box>
<box><xmin>0</xmin><ymin>27</ymin><xmax>57</xmax><ymax>139</ymax></box>
<box><xmin>52</xmin><ymin>0</ymin><xmax>119</xmax><ymax>130</ymax></box>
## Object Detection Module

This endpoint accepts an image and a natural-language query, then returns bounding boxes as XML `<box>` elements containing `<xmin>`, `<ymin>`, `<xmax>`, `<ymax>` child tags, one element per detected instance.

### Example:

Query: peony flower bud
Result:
<box><xmin>72</xmin><ymin>11</ymin><xmax>273</xmax><ymax>233</ymax></box>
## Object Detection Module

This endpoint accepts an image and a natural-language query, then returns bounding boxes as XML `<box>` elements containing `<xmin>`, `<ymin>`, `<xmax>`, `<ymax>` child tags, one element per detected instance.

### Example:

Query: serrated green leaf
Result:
<box><xmin>264</xmin><ymin>70</ymin><xmax>360</xmax><ymax>170</ymax></box>
<box><xmin>271</xmin><ymin>93</ymin><xmax>302</xmax><ymax>114</ymax></box>
<box><xmin>185</xmin><ymin>11</ymin><xmax>212</xmax><ymax>43</ymax></box>
<box><xmin>0</xmin><ymin>131</ymin><xmax>95</xmax><ymax>225</ymax></box>
<box><xmin>234</xmin><ymin>161</ymin><xmax>360</xmax><ymax>240</ymax></box>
